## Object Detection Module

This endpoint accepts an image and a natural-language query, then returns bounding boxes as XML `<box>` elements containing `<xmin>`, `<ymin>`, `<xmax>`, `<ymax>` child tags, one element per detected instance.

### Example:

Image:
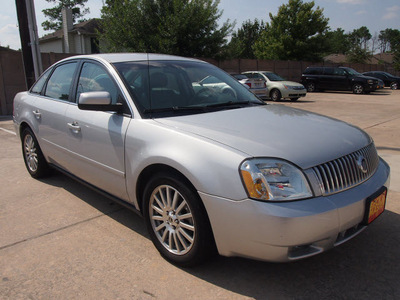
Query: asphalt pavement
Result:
<box><xmin>1</xmin><ymin>89</ymin><xmax>399</xmax><ymax>299</ymax></box>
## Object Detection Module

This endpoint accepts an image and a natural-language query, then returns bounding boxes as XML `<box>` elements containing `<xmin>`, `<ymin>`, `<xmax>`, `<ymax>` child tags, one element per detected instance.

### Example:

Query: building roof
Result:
<box><xmin>373</xmin><ymin>53</ymin><xmax>394</xmax><ymax>64</ymax></box>
<box><xmin>324</xmin><ymin>52</ymin><xmax>394</xmax><ymax>65</ymax></box>
<box><xmin>323</xmin><ymin>54</ymin><xmax>347</xmax><ymax>64</ymax></box>
<box><xmin>39</xmin><ymin>19</ymin><xmax>101</xmax><ymax>42</ymax></box>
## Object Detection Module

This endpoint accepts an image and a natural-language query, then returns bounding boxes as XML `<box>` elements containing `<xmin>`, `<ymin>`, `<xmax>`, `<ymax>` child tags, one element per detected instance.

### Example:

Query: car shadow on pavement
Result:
<box><xmin>41</xmin><ymin>171</ymin><xmax>399</xmax><ymax>299</ymax></box>
<box><xmin>188</xmin><ymin>209</ymin><xmax>400</xmax><ymax>299</ymax></box>
<box><xmin>39</xmin><ymin>171</ymin><xmax>148</xmax><ymax>238</ymax></box>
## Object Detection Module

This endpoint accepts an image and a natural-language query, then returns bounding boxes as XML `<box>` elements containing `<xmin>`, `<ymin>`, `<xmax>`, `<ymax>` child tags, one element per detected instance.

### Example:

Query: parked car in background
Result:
<box><xmin>195</xmin><ymin>75</ymin><xmax>237</xmax><ymax>97</ymax></box>
<box><xmin>232</xmin><ymin>73</ymin><xmax>268</xmax><ymax>99</ymax></box>
<box><xmin>362</xmin><ymin>71</ymin><xmax>400</xmax><ymax>90</ymax></box>
<box><xmin>242</xmin><ymin>71</ymin><xmax>306</xmax><ymax>101</ymax></box>
<box><xmin>14</xmin><ymin>53</ymin><xmax>390</xmax><ymax>267</ymax></box>
<box><xmin>302</xmin><ymin>66</ymin><xmax>379</xmax><ymax>94</ymax></box>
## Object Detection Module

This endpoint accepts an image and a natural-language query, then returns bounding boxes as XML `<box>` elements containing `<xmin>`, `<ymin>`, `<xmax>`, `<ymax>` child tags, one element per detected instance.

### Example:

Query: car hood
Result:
<box><xmin>356</xmin><ymin>75</ymin><xmax>378</xmax><ymax>81</ymax></box>
<box><xmin>155</xmin><ymin>105</ymin><xmax>371</xmax><ymax>169</ymax></box>
<box><xmin>278</xmin><ymin>80</ymin><xmax>304</xmax><ymax>87</ymax></box>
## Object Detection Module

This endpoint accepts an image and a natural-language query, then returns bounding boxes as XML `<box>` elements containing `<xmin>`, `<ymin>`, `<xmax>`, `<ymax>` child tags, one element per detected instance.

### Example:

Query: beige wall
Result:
<box><xmin>39</xmin><ymin>39</ymin><xmax>64</xmax><ymax>54</ymax></box>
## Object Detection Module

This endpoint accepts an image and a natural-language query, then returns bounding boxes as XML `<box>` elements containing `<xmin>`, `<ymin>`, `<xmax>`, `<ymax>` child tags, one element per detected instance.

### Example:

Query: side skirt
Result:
<box><xmin>50</xmin><ymin>164</ymin><xmax>143</xmax><ymax>218</ymax></box>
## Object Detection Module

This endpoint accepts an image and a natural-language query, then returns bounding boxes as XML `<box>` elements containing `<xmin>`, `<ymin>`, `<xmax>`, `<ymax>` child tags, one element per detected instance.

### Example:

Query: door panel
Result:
<box><xmin>64</xmin><ymin>107</ymin><xmax>130</xmax><ymax>200</ymax></box>
<box><xmin>33</xmin><ymin>62</ymin><xmax>78</xmax><ymax>166</ymax></box>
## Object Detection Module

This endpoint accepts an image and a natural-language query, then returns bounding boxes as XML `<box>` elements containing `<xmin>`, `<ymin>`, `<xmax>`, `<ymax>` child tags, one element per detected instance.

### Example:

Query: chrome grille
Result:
<box><xmin>312</xmin><ymin>143</ymin><xmax>379</xmax><ymax>196</ymax></box>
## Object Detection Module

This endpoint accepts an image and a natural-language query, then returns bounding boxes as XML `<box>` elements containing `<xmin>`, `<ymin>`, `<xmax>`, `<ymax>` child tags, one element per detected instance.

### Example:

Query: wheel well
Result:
<box><xmin>270</xmin><ymin>88</ymin><xmax>280</xmax><ymax>96</ymax></box>
<box><xmin>18</xmin><ymin>122</ymin><xmax>30</xmax><ymax>140</ymax></box>
<box><xmin>136</xmin><ymin>164</ymin><xmax>197</xmax><ymax>213</ymax></box>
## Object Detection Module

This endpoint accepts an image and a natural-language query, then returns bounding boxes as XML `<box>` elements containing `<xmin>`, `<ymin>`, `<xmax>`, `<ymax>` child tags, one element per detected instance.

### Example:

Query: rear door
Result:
<box><xmin>33</xmin><ymin>61</ymin><xmax>78</xmax><ymax>167</ymax></box>
<box><xmin>64</xmin><ymin>61</ymin><xmax>131</xmax><ymax>200</ymax></box>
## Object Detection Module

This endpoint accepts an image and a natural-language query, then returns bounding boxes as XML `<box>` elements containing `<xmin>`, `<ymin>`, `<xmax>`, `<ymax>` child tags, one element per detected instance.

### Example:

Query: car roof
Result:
<box><xmin>57</xmin><ymin>53</ymin><xmax>206</xmax><ymax>64</ymax></box>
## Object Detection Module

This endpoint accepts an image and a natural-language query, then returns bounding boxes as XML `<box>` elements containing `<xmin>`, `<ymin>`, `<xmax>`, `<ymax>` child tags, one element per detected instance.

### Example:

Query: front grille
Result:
<box><xmin>292</xmin><ymin>86</ymin><xmax>305</xmax><ymax>90</ymax></box>
<box><xmin>312</xmin><ymin>143</ymin><xmax>379</xmax><ymax>196</ymax></box>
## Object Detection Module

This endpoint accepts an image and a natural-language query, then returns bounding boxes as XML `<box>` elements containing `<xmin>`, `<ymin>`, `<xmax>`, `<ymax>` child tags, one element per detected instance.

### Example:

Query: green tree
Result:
<box><xmin>227</xmin><ymin>19</ymin><xmax>265</xmax><ymax>59</ymax></box>
<box><xmin>379</xmin><ymin>28</ymin><xmax>400</xmax><ymax>53</ymax></box>
<box><xmin>348</xmin><ymin>26</ymin><xmax>371</xmax><ymax>50</ymax></box>
<box><xmin>42</xmin><ymin>0</ymin><xmax>90</xmax><ymax>31</ymax></box>
<box><xmin>346</xmin><ymin>47</ymin><xmax>371</xmax><ymax>64</ymax></box>
<box><xmin>253</xmin><ymin>0</ymin><xmax>329</xmax><ymax>61</ymax></box>
<box><xmin>100</xmin><ymin>0</ymin><xmax>233</xmax><ymax>58</ymax></box>
<box><xmin>346</xmin><ymin>26</ymin><xmax>372</xmax><ymax>63</ymax></box>
<box><xmin>324</xmin><ymin>28</ymin><xmax>351</xmax><ymax>54</ymax></box>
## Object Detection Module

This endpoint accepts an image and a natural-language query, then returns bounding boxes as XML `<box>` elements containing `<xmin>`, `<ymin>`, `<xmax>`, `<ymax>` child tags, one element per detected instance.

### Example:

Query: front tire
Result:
<box><xmin>306</xmin><ymin>82</ymin><xmax>316</xmax><ymax>92</ymax></box>
<box><xmin>143</xmin><ymin>172</ymin><xmax>215</xmax><ymax>267</ymax></box>
<box><xmin>270</xmin><ymin>89</ymin><xmax>282</xmax><ymax>101</ymax></box>
<box><xmin>390</xmin><ymin>82</ymin><xmax>398</xmax><ymax>90</ymax></box>
<box><xmin>21</xmin><ymin>128</ymin><xmax>51</xmax><ymax>178</ymax></box>
<box><xmin>352</xmin><ymin>83</ymin><xmax>364</xmax><ymax>94</ymax></box>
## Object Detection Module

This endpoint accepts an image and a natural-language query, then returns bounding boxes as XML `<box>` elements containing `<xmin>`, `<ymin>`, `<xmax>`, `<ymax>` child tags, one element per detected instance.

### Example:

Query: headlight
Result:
<box><xmin>240</xmin><ymin>159</ymin><xmax>312</xmax><ymax>201</ymax></box>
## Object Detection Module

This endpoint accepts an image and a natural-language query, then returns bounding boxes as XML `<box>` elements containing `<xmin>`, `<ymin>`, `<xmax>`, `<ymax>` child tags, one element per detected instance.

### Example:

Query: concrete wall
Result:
<box><xmin>0</xmin><ymin>51</ymin><xmax>397</xmax><ymax>115</ymax></box>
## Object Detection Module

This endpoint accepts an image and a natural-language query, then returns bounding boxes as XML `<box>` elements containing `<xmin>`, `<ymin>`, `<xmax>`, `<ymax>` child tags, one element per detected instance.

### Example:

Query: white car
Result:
<box><xmin>232</xmin><ymin>74</ymin><xmax>268</xmax><ymax>99</ymax></box>
<box><xmin>243</xmin><ymin>71</ymin><xmax>306</xmax><ymax>101</ymax></box>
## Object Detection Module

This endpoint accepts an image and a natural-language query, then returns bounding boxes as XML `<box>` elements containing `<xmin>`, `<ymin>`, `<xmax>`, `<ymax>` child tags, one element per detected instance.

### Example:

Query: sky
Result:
<box><xmin>1</xmin><ymin>0</ymin><xmax>399</xmax><ymax>50</ymax></box>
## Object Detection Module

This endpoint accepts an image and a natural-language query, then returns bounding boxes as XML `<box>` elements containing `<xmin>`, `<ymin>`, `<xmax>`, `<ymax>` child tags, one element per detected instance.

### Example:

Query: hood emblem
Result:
<box><xmin>357</xmin><ymin>155</ymin><xmax>368</xmax><ymax>174</ymax></box>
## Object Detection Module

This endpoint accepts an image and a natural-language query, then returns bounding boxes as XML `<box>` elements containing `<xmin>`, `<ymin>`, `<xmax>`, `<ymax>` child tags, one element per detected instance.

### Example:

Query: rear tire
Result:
<box><xmin>390</xmin><ymin>82</ymin><xmax>398</xmax><ymax>90</ymax></box>
<box><xmin>21</xmin><ymin>128</ymin><xmax>51</xmax><ymax>178</ymax></box>
<box><xmin>143</xmin><ymin>172</ymin><xmax>215</xmax><ymax>267</ymax></box>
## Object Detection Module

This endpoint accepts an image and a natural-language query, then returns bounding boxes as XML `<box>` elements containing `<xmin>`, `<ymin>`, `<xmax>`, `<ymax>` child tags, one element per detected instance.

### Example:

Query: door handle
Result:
<box><xmin>32</xmin><ymin>110</ymin><xmax>41</xmax><ymax>120</ymax></box>
<box><xmin>67</xmin><ymin>121</ymin><xmax>81</xmax><ymax>133</ymax></box>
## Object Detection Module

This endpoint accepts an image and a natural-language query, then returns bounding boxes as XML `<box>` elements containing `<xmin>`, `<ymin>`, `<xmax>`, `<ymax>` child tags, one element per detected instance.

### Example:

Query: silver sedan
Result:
<box><xmin>13</xmin><ymin>54</ymin><xmax>390</xmax><ymax>266</ymax></box>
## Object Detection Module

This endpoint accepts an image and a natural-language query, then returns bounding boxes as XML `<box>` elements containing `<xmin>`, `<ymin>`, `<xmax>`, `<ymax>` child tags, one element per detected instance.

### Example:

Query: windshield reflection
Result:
<box><xmin>114</xmin><ymin>60</ymin><xmax>263</xmax><ymax>117</ymax></box>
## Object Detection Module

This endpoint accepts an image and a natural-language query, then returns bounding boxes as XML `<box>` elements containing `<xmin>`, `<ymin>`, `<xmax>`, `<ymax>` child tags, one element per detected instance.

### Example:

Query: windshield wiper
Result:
<box><xmin>143</xmin><ymin>106</ymin><xmax>206</xmax><ymax>114</ymax></box>
<box><xmin>143</xmin><ymin>101</ymin><xmax>265</xmax><ymax>114</ymax></box>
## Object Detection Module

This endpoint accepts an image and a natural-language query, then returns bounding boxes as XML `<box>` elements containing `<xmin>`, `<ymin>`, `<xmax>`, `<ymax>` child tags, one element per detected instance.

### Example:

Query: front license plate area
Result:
<box><xmin>363</xmin><ymin>187</ymin><xmax>387</xmax><ymax>225</ymax></box>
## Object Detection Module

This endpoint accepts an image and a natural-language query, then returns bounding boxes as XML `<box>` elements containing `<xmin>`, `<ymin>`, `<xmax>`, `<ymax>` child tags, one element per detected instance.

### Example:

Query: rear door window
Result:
<box><xmin>44</xmin><ymin>62</ymin><xmax>77</xmax><ymax>101</ymax></box>
<box><xmin>323</xmin><ymin>68</ymin><xmax>334</xmax><ymax>75</ymax></box>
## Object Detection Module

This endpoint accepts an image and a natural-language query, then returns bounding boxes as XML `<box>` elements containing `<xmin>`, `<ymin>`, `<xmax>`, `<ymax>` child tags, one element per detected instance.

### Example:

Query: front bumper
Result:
<box><xmin>281</xmin><ymin>88</ymin><xmax>307</xmax><ymax>99</ymax></box>
<box><xmin>200</xmin><ymin>158</ymin><xmax>390</xmax><ymax>262</ymax></box>
<box><xmin>365</xmin><ymin>83</ymin><xmax>378</xmax><ymax>92</ymax></box>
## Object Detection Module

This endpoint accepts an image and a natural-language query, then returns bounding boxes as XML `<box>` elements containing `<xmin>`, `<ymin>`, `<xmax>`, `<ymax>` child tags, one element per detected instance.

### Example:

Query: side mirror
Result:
<box><xmin>78</xmin><ymin>91</ymin><xmax>123</xmax><ymax>113</ymax></box>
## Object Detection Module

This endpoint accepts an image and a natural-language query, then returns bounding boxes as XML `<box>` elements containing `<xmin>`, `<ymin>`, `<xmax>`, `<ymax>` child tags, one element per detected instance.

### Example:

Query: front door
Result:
<box><xmin>64</xmin><ymin>61</ymin><xmax>131</xmax><ymax>200</ymax></box>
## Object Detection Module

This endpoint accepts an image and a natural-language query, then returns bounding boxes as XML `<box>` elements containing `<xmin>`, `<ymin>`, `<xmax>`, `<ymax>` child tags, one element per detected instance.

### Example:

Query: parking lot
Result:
<box><xmin>1</xmin><ymin>90</ymin><xmax>399</xmax><ymax>299</ymax></box>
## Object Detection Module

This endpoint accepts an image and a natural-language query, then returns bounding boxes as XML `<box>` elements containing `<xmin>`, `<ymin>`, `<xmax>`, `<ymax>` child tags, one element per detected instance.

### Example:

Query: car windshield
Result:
<box><xmin>344</xmin><ymin>68</ymin><xmax>361</xmax><ymax>76</ymax></box>
<box><xmin>263</xmin><ymin>72</ymin><xmax>285</xmax><ymax>81</ymax></box>
<box><xmin>114</xmin><ymin>60</ymin><xmax>263</xmax><ymax>118</ymax></box>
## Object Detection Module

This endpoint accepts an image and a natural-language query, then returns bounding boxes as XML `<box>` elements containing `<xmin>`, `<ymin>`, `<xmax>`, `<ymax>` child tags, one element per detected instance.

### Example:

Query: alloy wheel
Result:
<box><xmin>24</xmin><ymin>134</ymin><xmax>38</xmax><ymax>173</ymax></box>
<box><xmin>149</xmin><ymin>185</ymin><xmax>195</xmax><ymax>255</ymax></box>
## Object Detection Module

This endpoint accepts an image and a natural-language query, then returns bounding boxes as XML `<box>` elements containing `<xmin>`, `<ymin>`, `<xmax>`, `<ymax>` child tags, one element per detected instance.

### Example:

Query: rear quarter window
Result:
<box><xmin>30</xmin><ymin>69</ymin><xmax>51</xmax><ymax>94</ymax></box>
